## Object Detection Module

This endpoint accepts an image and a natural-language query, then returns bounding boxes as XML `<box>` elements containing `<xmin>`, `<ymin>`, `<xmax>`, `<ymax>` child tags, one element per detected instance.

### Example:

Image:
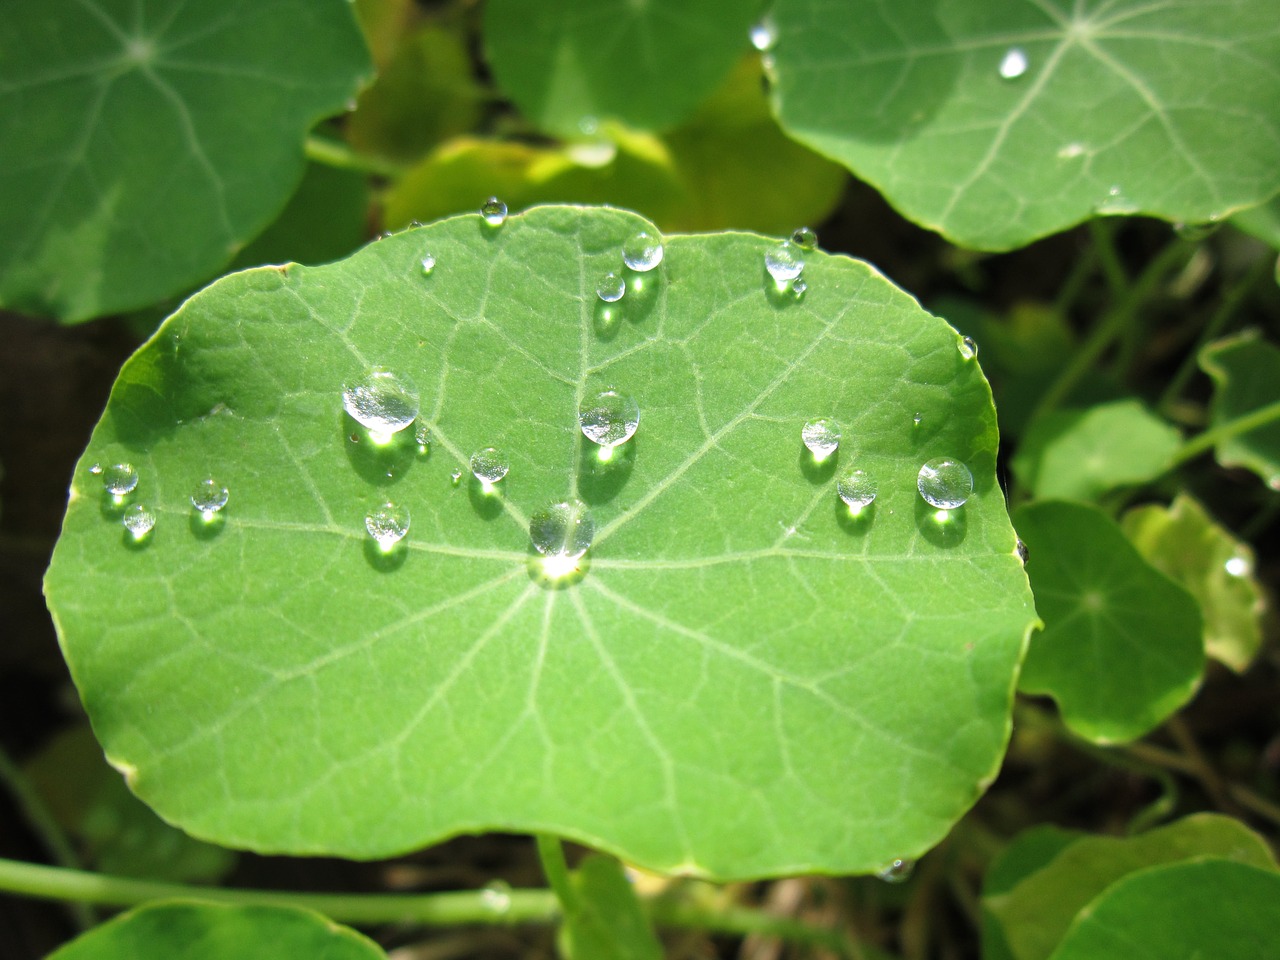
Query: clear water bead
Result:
<box><xmin>480</xmin><ymin>880</ymin><xmax>513</xmax><ymax>915</ymax></box>
<box><xmin>191</xmin><ymin>478</ymin><xmax>229</xmax><ymax>516</ymax></box>
<box><xmin>999</xmin><ymin>47</ymin><xmax>1028</xmax><ymax>79</ymax></box>
<box><xmin>597</xmin><ymin>272</ymin><xmax>625</xmax><ymax>303</ymax></box>
<box><xmin>917</xmin><ymin>458</ymin><xmax>973</xmax><ymax>510</ymax></box>
<box><xmin>89</xmin><ymin>463</ymin><xmax>103</xmax><ymax>475</ymax></box>
<box><xmin>791</xmin><ymin>278</ymin><xmax>808</xmax><ymax>298</ymax></box>
<box><xmin>749</xmin><ymin>16</ymin><xmax>777</xmax><ymax>51</ymax></box>
<box><xmin>122</xmin><ymin>503</ymin><xmax>156</xmax><ymax>539</ymax></box>
<box><xmin>837</xmin><ymin>469</ymin><xmax>878</xmax><ymax>509</ymax></box>
<box><xmin>470</xmin><ymin>447</ymin><xmax>510</xmax><ymax>485</ymax></box>
<box><xmin>765</xmin><ymin>240</ymin><xmax>805</xmax><ymax>282</ymax></box>
<box><xmin>801</xmin><ymin>418</ymin><xmax>841</xmax><ymax>459</ymax></box>
<box><xmin>1224</xmin><ymin>554</ymin><xmax>1250</xmax><ymax>577</ymax></box>
<box><xmin>579</xmin><ymin>389</ymin><xmax>640</xmax><ymax>448</ymax></box>
<box><xmin>959</xmin><ymin>336</ymin><xmax>978</xmax><ymax>360</ymax></box>
<box><xmin>450</xmin><ymin>470</ymin><xmax>463</xmax><ymax>486</ymax></box>
<box><xmin>876</xmin><ymin>858</ymin><xmax>915</xmax><ymax>884</ymax></box>
<box><xmin>102</xmin><ymin>463</ymin><xmax>139</xmax><ymax>497</ymax></box>
<box><xmin>420</xmin><ymin>253</ymin><xmax>436</xmax><ymax>275</ymax></box>
<box><xmin>481</xmin><ymin>197</ymin><xmax>508</xmax><ymax>226</ymax></box>
<box><xmin>622</xmin><ymin>231</ymin><xmax>663</xmax><ymax>271</ymax></box>
<box><xmin>530</xmin><ymin>499</ymin><xmax>594</xmax><ymax>560</ymax></box>
<box><xmin>1016</xmin><ymin>539</ymin><xmax>1029</xmax><ymax>564</ymax></box>
<box><xmin>365</xmin><ymin>502</ymin><xmax>410</xmax><ymax>548</ymax></box>
<box><xmin>791</xmin><ymin>226</ymin><xmax>818</xmax><ymax>250</ymax></box>
<box><xmin>415</xmin><ymin>423</ymin><xmax>431</xmax><ymax>450</ymax></box>
<box><xmin>342</xmin><ymin>369</ymin><xmax>420</xmax><ymax>438</ymax></box>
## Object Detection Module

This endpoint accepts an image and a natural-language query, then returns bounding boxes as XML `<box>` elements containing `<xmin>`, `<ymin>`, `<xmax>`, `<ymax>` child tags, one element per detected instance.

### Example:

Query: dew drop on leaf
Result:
<box><xmin>579</xmin><ymin>389</ymin><xmax>640</xmax><ymax>448</ymax></box>
<box><xmin>450</xmin><ymin>470</ymin><xmax>463</xmax><ymax>486</ymax></box>
<box><xmin>791</xmin><ymin>226</ymin><xmax>818</xmax><ymax>250</ymax></box>
<box><xmin>876</xmin><ymin>858</ymin><xmax>915</xmax><ymax>883</ymax></box>
<box><xmin>122</xmin><ymin>503</ymin><xmax>156</xmax><ymax>540</ymax></box>
<box><xmin>365</xmin><ymin>502</ymin><xmax>410</xmax><ymax>549</ymax></box>
<box><xmin>88</xmin><ymin>463</ymin><xmax>103</xmax><ymax>476</ymax></box>
<box><xmin>191</xmin><ymin>478</ymin><xmax>229</xmax><ymax>518</ymax></box>
<box><xmin>481</xmin><ymin>196</ymin><xmax>508</xmax><ymax>226</ymax></box>
<box><xmin>959</xmin><ymin>336</ymin><xmax>978</xmax><ymax>360</ymax></box>
<box><xmin>765</xmin><ymin>240</ymin><xmax>805</xmax><ymax>282</ymax></box>
<box><xmin>801</xmin><ymin>418</ymin><xmax>841</xmax><ymax>459</ymax></box>
<box><xmin>469</xmin><ymin>447</ymin><xmax>510</xmax><ymax>485</ymax></box>
<box><xmin>530</xmin><ymin>499</ymin><xmax>594</xmax><ymax>561</ymax></box>
<box><xmin>102</xmin><ymin>463</ymin><xmax>139</xmax><ymax>497</ymax></box>
<box><xmin>837</xmin><ymin>469</ymin><xmax>877</xmax><ymax>509</ymax></box>
<box><xmin>792</xmin><ymin>278</ymin><xmax>808</xmax><ymax>298</ymax></box>
<box><xmin>1016</xmin><ymin>539</ymin><xmax>1029</xmax><ymax>564</ymax></box>
<box><xmin>596</xmin><ymin>272</ymin><xmax>625</xmax><ymax>303</ymax></box>
<box><xmin>342</xmin><ymin>369</ymin><xmax>420</xmax><ymax>440</ymax></box>
<box><xmin>917</xmin><ymin>458</ymin><xmax>973</xmax><ymax>509</ymax></box>
<box><xmin>480</xmin><ymin>880</ymin><xmax>513</xmax><ymax>915</ymax></box>
<box><xmin>998</xmin><ymin>47</ymin><xmax>1028</xmax><ymax>79</ymax></box>
<box><xmin>1224</xmin><ymin>554</ymin><xmax>1250</xmax><ymax>577</ymax></box>
<box><xmin>749</xmin><ymin>16</ymin><xmax>777</xmax><ymax>51</ymax></box>
<box><xmin>622</xmin><ymin>231</ymin><xmax>663</xmax><ymax>272</ymax></box>
<box><xmin>420</xmin><ymin>253</ymin><xmax>436</xmax><ymax>275</ymax></box>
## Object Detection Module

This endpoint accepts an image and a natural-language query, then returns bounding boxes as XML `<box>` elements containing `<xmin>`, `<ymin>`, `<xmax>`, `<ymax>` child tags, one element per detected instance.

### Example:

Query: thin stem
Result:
<box><xmin>303</xmin><ymin>134</ymin><xmax>407</xmax><ymax>180</ymax></box>
<box><xmin>1052</xmin><ymin>242</ymin><xmax>1099</xmax><ymax>315</ymax></box>
<box><xmin>1088</xmin><ymin>220</ymin><xmax>1129</xmax><ymax>300</ymax></box>
<box><xmin>533</xmin><ymin>834</ymin><xmax>578</xmax><ymax>913</ymax></box>
<box><xmin>1170</xmin><ymin>399</ymin><xmax>1280</xmax><ymax>468</ymax></box>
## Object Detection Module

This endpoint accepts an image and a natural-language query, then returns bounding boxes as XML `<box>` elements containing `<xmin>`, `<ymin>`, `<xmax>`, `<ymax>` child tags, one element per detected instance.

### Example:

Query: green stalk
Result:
<box><xmin>1169</xmin><ymin>399</ymin><xmax>1280</xmax><ymax>467</ymax></box>
<box><xmin>533</xmin><ymin>834</ymin><xmax>578</xmax><ymax>912</ymax></box>
<box><xmin>303</xmin><ymin>134</ymin><xmax>407</xmax><ymax>180</ymax></box>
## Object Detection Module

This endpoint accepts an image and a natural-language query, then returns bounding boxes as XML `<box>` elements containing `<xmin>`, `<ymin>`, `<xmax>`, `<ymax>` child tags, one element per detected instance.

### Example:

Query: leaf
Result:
<box><xmin>1231</xmin><ymin>194</ymin><xmax>1280</xmax><ymax>250</ymax></box>
<box><xmin>483</xmin><ymin>0</ymin><xmax>758</xmax><ymax>137</ymax></box>
<box><xmin>1048</xmin><ymin>859</ymin><xmax>1280</xmax><ymax>960</ymax></box>
<box><xmin>980</xmin><ymin>825</ymin><xmax>1083</xmax><ymax>960</ymax></box>
<box><xmin>1010</xmin><ymin>399</ymin><xmax>1181</xmax><ymax>501</ymax></box>
<box><xmin>768</xmin><ymin>0</ymin><xmax>1280</xmax><ymax>250</ymax></box>
<box><xmin>0</xmin><ymin>0</ymin><xmax>371</xmax><ymax>322</ymax></box>
<box><xmin>1122</xmin><ymin>494</ymin><xmax>1264</xmax><ymax>672</ymax></box>
<box><xmin>45</xmin><ymin>205</ymin><xmax>1037</xmax><ymax>879</ymax></box>
<box><xmin>1199</xmin><ymin>332</ymin><xmax>1280</xmax><ymax>489</ymax></box>
<box><xmin>46</xmin><ymin>900</ymin><xmax>386</xmax><ymax>960</ymax></box>
<box><xmin>984</xmin><ymin>814</ymin><xmax>1276</xmax><ymax>960</ymax></box>
<box><xmin>1013</xmin><ymin>500</ymin><xmax>1204</xmax><ymax>743</ymax></box>
<box><xmin>558</xmin><ymin>855</ymin><xmax>663</xmax><ymax>960</ymax></box>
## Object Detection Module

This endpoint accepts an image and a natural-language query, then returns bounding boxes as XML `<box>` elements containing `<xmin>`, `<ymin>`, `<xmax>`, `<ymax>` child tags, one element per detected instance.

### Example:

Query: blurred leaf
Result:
<box><xmin>352</xmin><ymin>0</ymin><xmax>417</xmax><ymax>69</ymax></box>
<box><xmin>558</xmin><ymin>855</ymin><xmax>662</xmax><ymax>960</ymax></box>
<box><xmin>1230</xmin><ymin>194</ymin><xmax>1280</xmax><ymax>250</ymax></box>
<box><xmin>980</xmin><ymin>825</ymin><xmax>1083</xmax><ymax>960</ymax></box>
<box><xmin>1011</xmin><ymin>399</ymin><xmax>1180</xmax><ymax>501</ymax></box>
<box><xmin>1199</xmin><ymin>332</ymin><xmax>1280</xmax><ymax>489</ymax></box>
<box><xmin>1014</xmin><ymin>500</ymin><xmax>1204</xmax><ymax>743</ymax></box>
<box><xmin>1122</xmin><ymin>494</ymin><xmax>1264</xmax><ymax>672</ymax></box>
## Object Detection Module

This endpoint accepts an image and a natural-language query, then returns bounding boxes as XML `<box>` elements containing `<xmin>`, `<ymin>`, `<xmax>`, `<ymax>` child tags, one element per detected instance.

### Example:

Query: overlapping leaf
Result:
<box><xmin>1199</xmin><ymin>332</ymin><xmax>1280</xmax><ymax>488</ymax></box>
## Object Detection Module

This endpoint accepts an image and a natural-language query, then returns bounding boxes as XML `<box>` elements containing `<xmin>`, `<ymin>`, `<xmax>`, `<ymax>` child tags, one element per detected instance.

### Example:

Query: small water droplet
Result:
<box><xmin>622</xmin><ymin>231</ymin><xmax>663</xmax><ymax>272</ymax></box>
<box><xmin>876</xmin><ymin>858</ymin><xmax>915</xmax><ymax>883</ymax></box>
<box><xmin>342</xmin><ymin>369</ymin><xmax>420</xmax><ymax>440</ymax></box>
<box><xmin>481</xmin><ymin>197</ymin><xmax>508</xmax><ymax>226</ymax></box>
<box><xmin>1096</xmin><ymin>184</ymin><xmax>1138</xmax><ymax>215</ymax></box>
<box><xmin>122</xmin><ymin>503</ymin><xmax>156</xmax><ymax>540</ymax></box>
<box><xmin>913</xmin><ymin>413</ymin><xmax>923</xmax><ymax>427</ymax></box>
<box><xmin>530</xmin><ymin>499</ymin><xmax>594</xmax><ymax>561</ymax></box>
<box><xmin>791</xmin><ymin>278</ymin><xmax>808</xmax><ymax>298</ymax></box>
<box><xmin>837</xmin><ymin>469</ymin><xmax>878</xmax><ymax>509</ymax></box>
<box><xmin>89</xmin><ymin>463</ymin><xmax>103</xmax><ymax>475</ymax></box>
<box><xmin>450</xmin><ymin>470</ymin><xmax>463</xmax><ymax>486</ymax></box>
<box><xmin>1224</xmin><ymin>554</ymin><xmax>1250</xmax><ymax>577</ymax></box>
<box><xmin>365</xmin><ymin>501</ymin><xmax>410</xmax><ymax>549</ymax></box>
<box><xmin>578</xmin><ymin>115</ymin><xmax>599</xmax><ymax>136</ymax></box>
<box><xmin>1016</xmin><ymin>539</ymin><xmax>1029</xmax><ymax>564</ymax></box>
<box><xmin>415</xmin><ymin>423</ymin><xmax>431</xmax><ymax>452</ymax></box>
<box><xmin>749</xmin><ymin>16</ymin><xmax>777</xmax><ymax>51</ymax></box>
<box><xmin>470</xmin><ymin>447</ymin><xmax>510</xmax><ymax>485</ymax></box>
<box><xmin>420</xmin><ymin>252</ymin><xmax>436</xmax><ymax>274</ymax></box>
<box><xmin>480</xmin><ymin>880</ymin><xmax>512</xmax><ymax>915</ymax></box>
<box><xmin>765</xmin><ymin>240</ymin><xmax>805</xmax><ymax>282</ymax></box>
<box><xmin>597</xmin><ymin>272</ymin><xmax>625</xmax><ymax>303</ymax></box>
<box><xmin>102</xmin><ymin>463</ymin><xmax>139</xmax><ymax>497</ymax></box>
<box><xmin>998</xmin><ymin>47</ymin><xmax>1028</xmax><ymax>79</ymax></box>
<box><xmin>801</xmin><ymin>418</ymin><xmax>840</xmax><ymax>460</ymax></box>
<box><xmin>959</xmin><ymin>336</ymin><xmax>978</xmax><ymax>360</ymax></box>
<box><xmin>191</xmin><ymin>477</ymin><xmax>229</xmax><ymax>518</ymax></box>
<box><xmin>917</xmin><ymin>458</ymin><xmax>973</xmax><ymax>510</ymax></box>
<box><xmin>579</xmin><ymin>389</ymin><xmax>640</xmax><ymax>448</ymax></box>
<box><xmin>790</xmin><ymin>226</ymin><xmax>817</xmax><ymax>250</ymax></box>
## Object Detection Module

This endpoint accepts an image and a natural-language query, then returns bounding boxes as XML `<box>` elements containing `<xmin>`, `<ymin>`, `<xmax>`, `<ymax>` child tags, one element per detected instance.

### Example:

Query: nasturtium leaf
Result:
<box><xmin>558</xmin><ymin>855</ymin><xmax>663</xmax><ymax>960</ymax></box>
<box><xmin>1122</xmin><ymin>495</ymin><xmax>1264</xmax><ymax>673</ymax></box>
<box><xmin>980</xmin><ymin>825</ymin><xmax>1083</xmax><ymax>960</ymax></box>
<box><xmin>984</xmin><ymin>814</ymin><xmax>1276</xmax><ymax>960</ymax></box>
<box><xmin>1048</xmin><ymin>859</ymin><xmax>1280</xmax><ymax>960</ymax></box>
<box><xmin>46</xmin><ymin>205</ymin><xmax>1037</xmax><ymax>879</ymax></box>
<box><xmin>768</xmin><ymin>0</ymin><xmax>1280</xmax><ymax>250</ymax></box>
<box><xmin>484</xmin><ymin>0</ymin><xmax>758</xmax><ymax>138</ymax></box>
<box><xmin>46</xmin><ymin>901</ymin><xmax>386</xmax><ymax>960</ymax></box>
<box><xmin>1231</xmin><ymin>194</ymin><xmax>1280</xmax><ymax>250</ymax></box>
<box><xmin>0</xmin><ymin>0</ymin><xmax>371</xmax><ymax>323</ymax></box>
<box><xmin>1013</xmin><ymin>500</ymin><xmax>1203</xmax><ymax>743</ymax></box>
<box><xmin>1199</xmin><ymin>332</ymin><xmax>1280</xmax><ymax>489</ymax></box>
<box><xmin>1011</xmin><ymin>399</ymin><xmax>1180</xmax><ymax>501</ymax></box>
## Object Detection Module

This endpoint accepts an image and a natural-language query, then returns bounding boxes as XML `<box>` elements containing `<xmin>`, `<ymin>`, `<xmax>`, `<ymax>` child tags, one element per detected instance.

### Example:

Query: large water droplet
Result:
<box><xmin>122</xmin><ymin>503</ymin><xmax>156</xmax><ymax>540</ymax></box>
<box><xmin>342</xmin><ymin>369</ymin><xmax>420</xmax><ymax>441</ymax></box>
<box><xmin>917</xmin><ymin>458</ymin><xmax>973</xmax><ymax>509</ymax></box>
<box><xmin>191</xmin><ymin>478</ymin><xmax>229</xmax><ymax>518</ymax></box>
<box><xmin>999</xmin><ymin>47</ymin><xmax>1028</xmax><ymax>79</ymax></box>
<box><xmin>102</xmin><ymin>463</ymin><xmax>139</xmax><ymax>497</ymax></box>
<box><xmin>749</xmin><ymin>16</ymin><xmax>777</xmax><ymax>51</ymax></box>
<box><xmin>365</xmin><ymin>501</ymin><xmax>410</xmax><ymax>549</ymax></box>
<box><xmin>420</xmin><ymin>252</ymin><xmax>436</xmax><ymax>275</ymax></box>
<box><xmin>579</xmin><ymin>389</ymin><xmax>640</xmax><ymax>448</ymax></box>
<box><xmin>876</xmin><ymin>858</ymin><xmax>915</xmax><ymax>883</ymax></box>
<box><xmin>597</xmin><ymin>272</ymin><xmax>625</xmax><ymax>303</ymax></box>
<box><xmin>470</xmin><ymin>447</ymin><xmax>510</xmax><ymax>485</ymax></box>
<box><xmin>765</xmin><ymin>240</ymin><xmax>805</xmax><ymax>282</ymax></box>
<box><xmin>530</xmin><ymin>499</ymin><xmax>594</xmax><ymax>560</ymax></box>
<box><xmin>801</xmin><ymin>418</ymin><xmax>841</xmax><ymax>459</ymax></box>
<box><xmin>837</xmin><ymin>469</ymin><xmax>877</xmax><ymax>509</ymax></box>
<box><xmin>622</xmin><ymin>231</ymin><xmax>663</xmax><ymax>272</ymax></box>
<box><xmin>959</xmin><ymin>336</ymin><xmax>978</xmax><ymax>360</ymax></box>
<box><xmin>481</xmin><ymin>197</ymin><xmax>508</xmax><ymax>226</ymax></box>
<box><xmin>791</xmin><ymin>226</ymin><xmax>818</xmax><ymax>250</ymax></box>
<box><xmin>1016</xmin><ymin>539</ymin><xmax>1029</xmax><ymax>564</ymax></box>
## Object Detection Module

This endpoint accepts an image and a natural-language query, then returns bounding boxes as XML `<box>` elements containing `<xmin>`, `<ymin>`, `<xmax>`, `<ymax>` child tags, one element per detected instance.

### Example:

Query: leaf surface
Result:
<box><xmin>768</xmin><ymin>0</ymin><xmax>1280</xmax><ymax>250</ymax></box>
<box><xmin>1199</xmin><ymin>332</ymin><xmax>1280</xmax><ymax>489</ymax></box>
<box><xmin>0</xmin><ymin>0</ymin><xmax>371</xmax><ymax>322</ymax></box>
<box><xmin>559</xmin><ymin>855</ymin><xmax>662</xmax><ymax>960</ymax></box>
<box><xmin>46</xmin><ymin>205</ymin><xmax>1036</xmax><ymax>879</ymax></box>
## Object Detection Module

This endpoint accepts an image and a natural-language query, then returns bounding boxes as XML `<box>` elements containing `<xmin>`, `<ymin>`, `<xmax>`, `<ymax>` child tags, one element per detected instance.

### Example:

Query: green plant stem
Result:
<box><xmin>533</xmin><ymin>834</ymin><xmax>578</xmax><ymax>913</ymax></box>
<box><xmin>303</xmin><ymin>134</ymin><xmax>406</xmax><ymax>180</ymax></box>
<box><xmin>1088</xmin><ymin>220</ymin><xmax>1129</xmax><ymax>300</ymax></box>
<box><xmin>1169</xmin><ymin>399</ymin><xmax>1280</xmax><ymax>467</ymax></box>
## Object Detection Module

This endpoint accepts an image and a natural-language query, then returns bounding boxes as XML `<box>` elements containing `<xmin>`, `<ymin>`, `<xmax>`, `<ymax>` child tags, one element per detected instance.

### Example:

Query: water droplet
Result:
<box><xmin>1173</xmin><ymin>220</ymin><xmax>1221</xmax><ymax>242</ymax></box>
<box><xmin>102</xmin><ymin>463</ymin><xmax>139</xmax><ymax>497</ymax></box>
<box><xmin>597</xmin><ymin>272</ymin><xmax>625</xmax><ymax>303</ymax></box>
<box><xmin>765</xmin><ymin>240</ymin><xmax>805</xmax><ymax>282</ymax></box>
<box><xmin>749</xmin><ymin>16</ymin><xmax>777</xmax><ymax>51</ymax></box>
<box><xmin>913</xmin><ymin>413</ymin><xmax>923</xmax><ymax>427</ymax></box>
<box><xmin>122</xmin><ymin>503</ymin><xmax>156</xmax><ymax>540</ymax></box>
<box><xmin>622</xmin><ymin>231</ymin><xmax>663</xmax><ymax>272</ymax></box>
<box><xmin>791</xmin><ymin>226</ymin><xmax>818</xmax><ymax>250</ymax></box>
<box><xmin>917</xmin><ymin>458</ymin><xmax>973</xmax><ymax>510</ymax></box>
<box><xmin>89</xmin><ymin>463</ymin><xmax>103</xmax><ymax>475</ymax></box>
<box><xmin>998</xmin><ymin>47</ymin><xmax>1028</xmax><ymax>79</ymax></box>
<box><xmin>342</xmin><ymin>369</ymin><xmax>420</xmax><ymax>441</ymax></box>
<box><xmin>959</xmin><ymin>336</ymin><xmax>978</xmax><ymax>360</ymax></box>
<box><xmin>420</xmin><ymin>253</ymin><xmax>436</xmax><ymax>275</ymax></box>
<box><xmin>530</xmin><ymin>499</ymin><xmax>594</xmax><ymax>561</ymax></box>
<box><xmin>415</xmin><ymin>423</ymin><xmax>431</xmax><ymax>452</ymax></box>
<box><xmin>837</xmin><ymin>469</ymin><xmax>878</xmax><ymax>509</ymax></box>
<box><xmin>1096</xmin><ymin>185</ymin><xmax>1138</xmax><ymax>215</ymax></box>
<box><xmin>1225</xmin><ymin>554</ymin><xmax>1250</xmax><ymax>577</ymax></box>
<box><xmin>365</xmin><ymin>502</ymin><xmax>410</xmax><ymax>550</ymax></box>
<box><xmin>801</xmin><ymin>418</ymin><xmax>840</xmax><ymax>460</ymax></box>
<box><xmin>876</xmin><ymin>858</ymin><xmax>915</xmax><ymax>883</ymax></box>
<box><xmin>481</xmin><ymin>197</ymin><xmax>508</xmax><ymax>226</ymax></box>
<box><xmin>191</xmin><ymin>478</ymin><xmax>229</xmax><ymax>518</ymax></box>
<box><xmin>470</xmin><ymin>447</ymin><xmax>510</xmax><ymax>485</ymax></box>
<box><xmin>480</xmin><ymin>880</ymin><xmax>512</xmax><ymax>915</ymax></box>
<box><xmin>579</xmin><ymin>389</ymin><xmax>640</xmax><ymax>448</ymax></box>
<box><xmin>578</xmin><ymin>115</ymin><xmax>599</xmax><ymax>136</ymax></box>
<box><xmin>450</xmin><ymin>470</ymin><xmax>463</xmax><ymax>486</ymax></box>
<box><xmin>791</xmin><ymin>278</ymin><xmax>808</xmax><ymax>298</ymax></box>
<box><xmin>1016</xmin><ymin>539</ymin><xmax>1029</xmax><ymax>564</ymax></box>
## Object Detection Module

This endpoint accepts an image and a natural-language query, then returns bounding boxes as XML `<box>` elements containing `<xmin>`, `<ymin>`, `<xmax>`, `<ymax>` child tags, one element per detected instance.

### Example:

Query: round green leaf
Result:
<box><xmin>559</xmin><ymin>855</ymin><xmax>662</xmax><ymax>960</ymax></box>
<box><xmin>1048</xmin><ymin>859</ymin><xmax>1280</xmax><ymax>960</ymax></box>
<box><xmin>46</xmin><ymin>205</ymin><xmax>1036</xmax><ymax>879</ymax></box>
<box><xmin>769</xmin><ymin>0</ymin><xmax>1280</xmax><ymax>250</ymax></box>
<box><xmin>1014</xmin><ymin>500</ymin><xmax>1204</xmax><ymax>743</ymax></box>
<box><xmin>46</xmin><ymin>900</ymin><xmax>385</xmax><ymax>960</ymax></box>
<box><xmin>484</xmin><ymin>0</ymin><xmax>758</xmax><ymax>137</ymax></box>
<box><xmin>0</xmin><ymin>0</ymin><xmax>372</xmax><ymax>322</ymax></box>
<box><xmin>1199</xmin><ymin>332</ymin><xmax>1280</xmax><ymax>489</ymax></box>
